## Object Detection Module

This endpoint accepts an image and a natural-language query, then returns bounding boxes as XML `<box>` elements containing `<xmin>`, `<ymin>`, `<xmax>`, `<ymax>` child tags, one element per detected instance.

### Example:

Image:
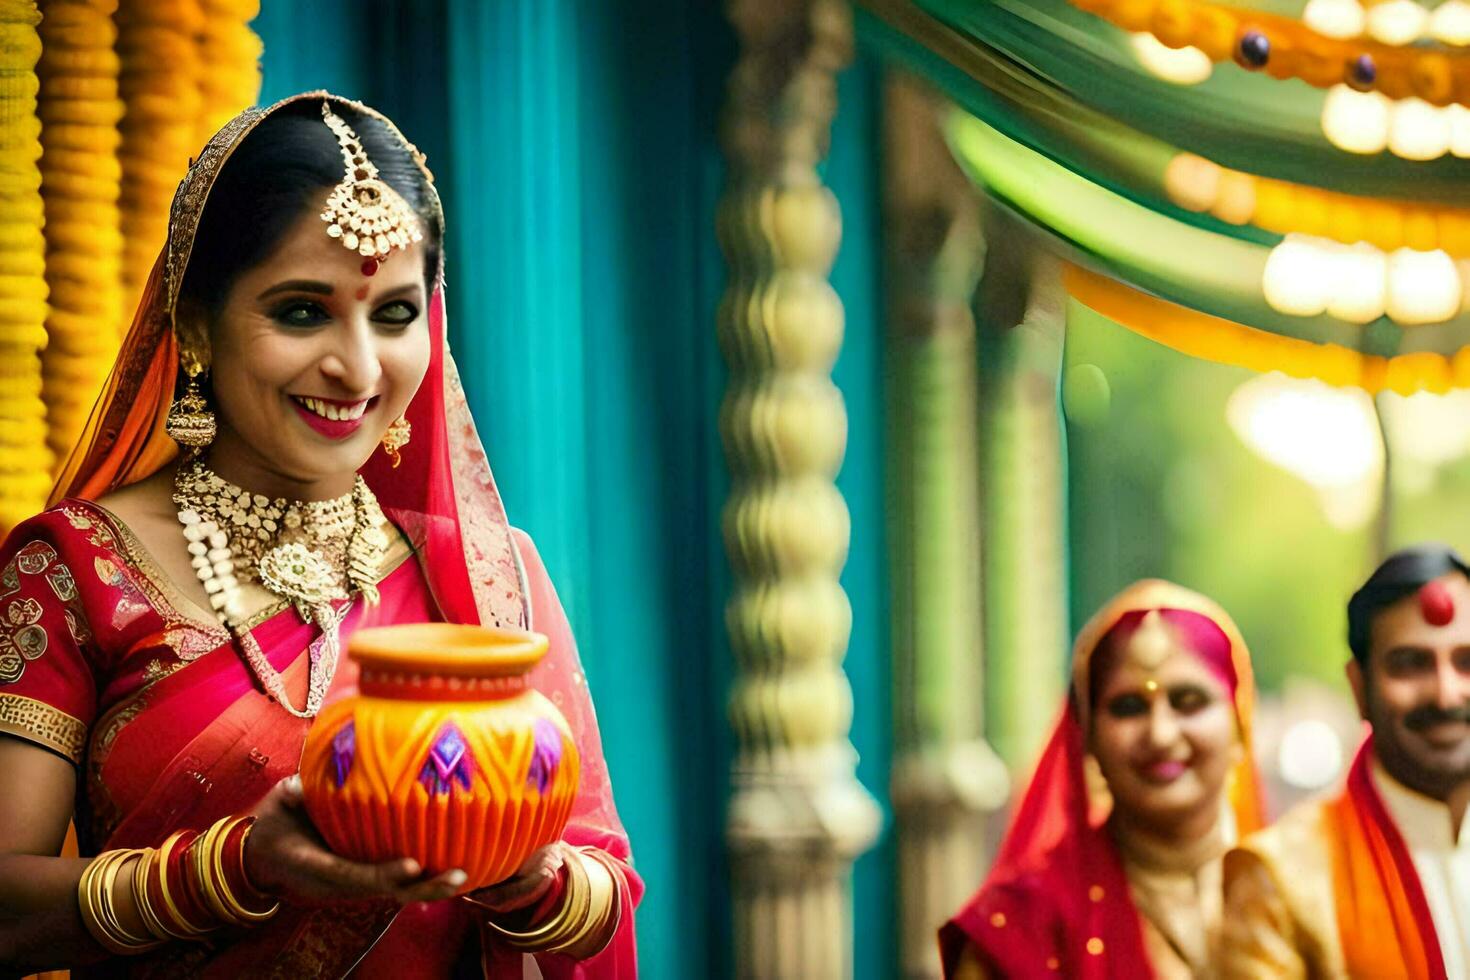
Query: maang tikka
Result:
<box><xmin>318</xmin><ymin>101</ymin><xmax>423</xmax><ymax>267</ymax></box>
<box><xmin>166</xmin><ymin>350</ymin><xmax>216</xmax><ymax>449</ymax></box>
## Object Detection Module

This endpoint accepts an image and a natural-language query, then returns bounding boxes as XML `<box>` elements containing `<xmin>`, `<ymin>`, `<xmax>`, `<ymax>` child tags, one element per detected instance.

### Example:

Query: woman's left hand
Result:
<box><xmin>464</xmin><ymin>843</ymin><xmax>567</xmax><ymax>914</ymax></box>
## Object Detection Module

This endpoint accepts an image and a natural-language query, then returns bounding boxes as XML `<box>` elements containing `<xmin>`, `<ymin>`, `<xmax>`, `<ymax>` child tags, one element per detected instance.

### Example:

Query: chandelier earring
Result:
<box><xmin>381</xmin><ymin>415</ymin><xmax>411</xmax><ymax>468</ymax></box>
<box><xmin>165</xmin><ymin>352</ymin><xmax>216</xmax><ymax>449</ymax></box>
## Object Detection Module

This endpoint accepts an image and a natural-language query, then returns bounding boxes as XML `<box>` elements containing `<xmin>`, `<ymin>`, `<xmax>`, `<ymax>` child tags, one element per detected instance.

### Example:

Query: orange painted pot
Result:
<box><xmin>300</xmin><ymin>623</ymin><xmax>580</xmax><ymax>894</ymax></box>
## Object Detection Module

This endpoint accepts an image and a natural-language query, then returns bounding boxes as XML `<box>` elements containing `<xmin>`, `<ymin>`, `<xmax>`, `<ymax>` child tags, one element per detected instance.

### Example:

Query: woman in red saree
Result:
<box><xmin>0</xmin><ymin>93</ymin><xmax>639</xmax><ymax>977</ymax></box>
<box><xmin>941</xmin><ymin>580</ymin><xmax>1264</xmax><ymax>979</ymax></box>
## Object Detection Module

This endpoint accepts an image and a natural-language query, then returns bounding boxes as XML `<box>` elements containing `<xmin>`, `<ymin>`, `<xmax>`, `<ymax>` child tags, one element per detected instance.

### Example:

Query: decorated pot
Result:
<box><xmin>300</xmin><ymin>623</ymin><xmax>580</xmax><ymax>894</ymax></box>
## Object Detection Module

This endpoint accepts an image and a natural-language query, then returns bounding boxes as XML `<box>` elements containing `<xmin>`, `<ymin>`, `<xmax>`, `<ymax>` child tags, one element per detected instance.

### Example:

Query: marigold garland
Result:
<box><xmin>0</xmin><ymin>0</ymin><xmax>53</xmax><ymax>536</ymax></box>
<box><xmin>37</xmin><ymin>0</ymin><xmax>125</xmax><ymax>468</ymax></box>
<box><xmin>0</xmin><ymin>0</ymin><xmax>261</xmax><ymax>525</ymax></box>
<box><xmin>195</xmin><ymin>0</ymin><xmax>262</xmax><ymax>150</ymax></box>
<box><xmin>1072</xmin><ymin>0</ymin><xmax>1470</xmax><ymax>107</ymax></box>
<box><xmin>1165</xmin><ymin>151</ymin><xmax>1470</xmax><ymax>256</ymax></box>
<box><xmin>115</xmin><ymin>0</ymin><xmax>203</xmax><ymax>320</ymax></box>
<box><xmin>1065</xmin><ymin>262</ymin><xmax>1470</xmax><ymax>395</ymax></box>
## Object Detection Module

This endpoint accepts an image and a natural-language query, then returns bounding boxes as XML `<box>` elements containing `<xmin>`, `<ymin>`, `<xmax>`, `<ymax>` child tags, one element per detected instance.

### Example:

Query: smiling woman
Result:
<box><xmin>0</xmin><ymin>93</ymin><xmax>638</xmax><ymax>978</ymax></box>
<box><xmin>940</xmin><ymin>580</ymin><xmax>1262</xmax><ymax>980</ymax></box>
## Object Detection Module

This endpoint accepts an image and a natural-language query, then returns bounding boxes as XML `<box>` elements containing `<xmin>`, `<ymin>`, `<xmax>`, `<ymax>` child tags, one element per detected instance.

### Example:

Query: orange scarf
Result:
<box><xmin>1328</xmin><ymin>740</ymin><xmax>1447</xmax><ymax>980</ymax></box>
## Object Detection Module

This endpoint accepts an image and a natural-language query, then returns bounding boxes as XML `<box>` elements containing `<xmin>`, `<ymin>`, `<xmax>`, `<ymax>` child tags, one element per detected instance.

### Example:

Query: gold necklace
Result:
<box><xmin>172</xmin><ymin>458</ymin><xmax>389</xmax><ymax>717</ymax></box>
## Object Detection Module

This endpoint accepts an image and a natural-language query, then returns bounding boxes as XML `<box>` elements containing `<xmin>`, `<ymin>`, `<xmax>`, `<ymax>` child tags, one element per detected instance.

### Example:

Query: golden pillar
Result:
<box><xmin>718</xmin><ymin>1</ymin><xmax>880</xmax><ymax>976</ymax></box>
<box><xmin>882</xmin><ymin>75</ymin><xmax>1008</xmax><ymax>980</ymax></box>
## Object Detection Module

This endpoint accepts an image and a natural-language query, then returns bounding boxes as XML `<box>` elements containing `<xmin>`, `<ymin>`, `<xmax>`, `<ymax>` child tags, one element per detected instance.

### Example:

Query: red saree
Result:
<box><xmin>0</xmin><ymin>92</ymin><xmax>639</xmax><ymax>978</ymax></box>
<box><xmin>940</xmin><ymin>580</ymin><xmax>1263</xmax><ymax>979</ymax></box>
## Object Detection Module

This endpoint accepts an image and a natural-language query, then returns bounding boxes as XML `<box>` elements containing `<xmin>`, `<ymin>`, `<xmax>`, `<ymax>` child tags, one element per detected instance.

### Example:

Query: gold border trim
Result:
<box><xmin>0</xmin><ymin>692</ymin><xmax>86</xmax><ymax>764</ymax></box>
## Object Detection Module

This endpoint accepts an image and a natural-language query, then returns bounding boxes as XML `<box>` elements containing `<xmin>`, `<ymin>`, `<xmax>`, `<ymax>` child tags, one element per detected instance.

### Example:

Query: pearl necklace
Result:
<box><xmin>173</xmin><ymin>458</ymin><xmax>389</xmax><ymax>718</ymax></box>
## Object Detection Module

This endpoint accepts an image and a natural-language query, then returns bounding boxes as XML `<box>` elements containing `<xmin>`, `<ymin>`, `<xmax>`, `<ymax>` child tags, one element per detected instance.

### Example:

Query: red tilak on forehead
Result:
<box><xmin>1419</xmin><ymin>580</ymin><xmax>1455</xmax><ymax>627</ymax></box>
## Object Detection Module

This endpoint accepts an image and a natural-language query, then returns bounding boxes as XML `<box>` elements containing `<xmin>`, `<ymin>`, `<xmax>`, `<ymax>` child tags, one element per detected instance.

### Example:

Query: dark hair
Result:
<box><xmin>1347</xmin><ymin>544</ymin><xmax>1470</xmax><ymax>663</ymax></box>
<box><xmin>177</xmin><ymin>99</ymin><xmax>441</xmax><ymax>322</ymax></box>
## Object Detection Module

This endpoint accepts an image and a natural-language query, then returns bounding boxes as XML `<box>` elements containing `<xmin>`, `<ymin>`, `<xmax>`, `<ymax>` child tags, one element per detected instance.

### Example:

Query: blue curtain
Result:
<box><xmin>258</xmin><ymin>5</ymin><xmax>891</xmax><ymax>976</ymax></box>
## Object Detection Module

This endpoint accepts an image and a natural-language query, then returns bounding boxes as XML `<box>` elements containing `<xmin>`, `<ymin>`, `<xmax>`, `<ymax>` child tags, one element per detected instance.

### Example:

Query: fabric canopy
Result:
<box><xmin>857</xmin><ymin>0</ymin><xmax>1470</xmax><ymax>392</ymax></box>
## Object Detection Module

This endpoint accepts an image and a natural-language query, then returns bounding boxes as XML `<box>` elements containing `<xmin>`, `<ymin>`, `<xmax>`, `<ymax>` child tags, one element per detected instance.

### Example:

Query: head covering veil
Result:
<box><xmin>941</xmin><ymin>579</ymin><xmax>1262</xmax><ymax>978</ymax></box>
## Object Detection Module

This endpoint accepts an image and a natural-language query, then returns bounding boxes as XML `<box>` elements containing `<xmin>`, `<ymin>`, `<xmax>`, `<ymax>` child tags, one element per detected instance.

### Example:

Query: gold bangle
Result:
<box><xmin>77</xmin><ymin>850</ymin><xmax>161</xmax><ymax>955</ymax></box>
<box><xmin>158</xmin><ymin>830</ymin><xmax>213</xmax><ymax>936</ymax></box>
<box><xmin>547</xmin><ymin>849</ymin><xmax>620</xmax><ymax>957</ymax></box>
<box><xmin>235</xmin><ymin>819</ymin><xmax>274</xmax><ymax>901</ymax></box>
<box><xmin>129</xmin><ymin>847</ymin><xmax>173</xmax><ymax>942</ymax></box>
<box><xmin>482</xmin><ymin>846</ymin><xmax>591</xmax><ymax>951</ymax></box>
<box><xmin>190</xmin><ymin>820</ymin><xmax>232</xmax><ymax>924</ymax></box>
<box><xmin>100</xmin><ymin>851</ymin><xmax>156</xmax><ymax>949</ymax></box>
<box><xmin>106</xmin><ymin>853</ymin><xmax>162</xmax><ymax>949</ymax></box>
<box><xmin>208</xmin><ymin>817</ymin><xmax>277</xmax><ymax>923</ymax></box>
<box><xmin>545</xmin><ymin>849</ymin><xmax>595</xmax><ymax>948</ymax></box>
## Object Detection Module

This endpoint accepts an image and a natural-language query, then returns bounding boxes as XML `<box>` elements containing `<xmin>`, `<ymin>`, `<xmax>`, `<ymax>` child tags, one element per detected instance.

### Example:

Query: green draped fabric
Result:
<box><xmin>855</xmin><ymin>0</ymin><xmax>1470</xmax><ymax>357</ymax></box>
<box><xmin>906</xmin><ymin>0</ymin><xmax>1470</xmax><ymax>201</ymax></box>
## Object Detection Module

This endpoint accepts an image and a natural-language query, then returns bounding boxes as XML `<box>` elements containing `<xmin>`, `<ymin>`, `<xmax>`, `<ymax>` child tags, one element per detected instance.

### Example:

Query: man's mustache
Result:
<box><xmin>1404</xmin><ymin>703</ymin><xmax>1470</xmax><ymax>731</ymax></box>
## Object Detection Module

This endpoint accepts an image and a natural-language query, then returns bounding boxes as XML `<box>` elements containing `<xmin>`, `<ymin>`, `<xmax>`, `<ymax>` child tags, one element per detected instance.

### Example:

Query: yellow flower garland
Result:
<box><xmin>1073</xmin><ymin>0</ymin><xmax>1470</xmax><ymax>107</ymax></box>
<box><xmin>37</xmin><ymin>0</ymin><xmax>125</xmax><ymax>468</ymax></box>
<box><xmin>195</xmin><ymin>0</ymin><xmax>263</xmax><ymax>150</ymax></box>
<box><xmin>115</xmin><ymin>0</ymin><xmax>203</xmax><ymax>320</ymax></box>
<box><xmin>1065</xmin><ymin>262</ymin><xmax>1470</xmax><ymax>395</ymax></box>
<box><xmin>0</xmin><ymin>0</ymin><xmax>52</xmax><ymax>535</ymax></box>
<box><xmin>1165</xmin><ymin>151</ymin><xmax>1470</xmax><ymax>256</ymax></box>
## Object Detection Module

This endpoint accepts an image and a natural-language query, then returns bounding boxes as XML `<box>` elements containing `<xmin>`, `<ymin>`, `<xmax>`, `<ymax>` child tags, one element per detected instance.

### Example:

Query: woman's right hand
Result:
<box><xmin>243</xmin><ymin>775</ymin><xmax>466</xmax><ymax>905</ymax></box>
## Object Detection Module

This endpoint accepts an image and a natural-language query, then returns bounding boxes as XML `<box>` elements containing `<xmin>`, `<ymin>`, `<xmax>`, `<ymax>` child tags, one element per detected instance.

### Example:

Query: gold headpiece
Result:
<box><xmin>318</xmin><ymin>102</ymin><xmax>423</xmax><ymax>261</ymax></box>
<box><xmin>1126</xmin><ymin>610</ymin><xmax>1175</xmax><ymax>671</ymax></box>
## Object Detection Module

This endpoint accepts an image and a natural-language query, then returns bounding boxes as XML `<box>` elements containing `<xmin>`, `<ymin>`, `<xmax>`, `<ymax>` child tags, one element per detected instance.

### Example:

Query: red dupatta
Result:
<box><xmin>46</xmin><ymin>92</ymin><xmax>637</xmax><ymax>978</ymax></box>
<box><xmin>1326</xmin><ymin>738</ymin><xmax>1447</xmax><ymax>980</ymax></box>
<box><xmin>940</xmin><ymin>580</ymin><xmax>1263</xmax><ymax>979</ymax></box>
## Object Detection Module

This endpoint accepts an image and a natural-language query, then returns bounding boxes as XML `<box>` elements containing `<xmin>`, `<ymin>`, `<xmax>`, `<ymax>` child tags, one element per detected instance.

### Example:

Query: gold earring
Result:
<box><xmin>165</xmin><ymin>354</ymin><xmax>215</xmax><ymax>449</ymax></box>
<box><xmin>381</xmin><ymin>415</ymin><xmax>411</xmax><ymax>468</ymax></box>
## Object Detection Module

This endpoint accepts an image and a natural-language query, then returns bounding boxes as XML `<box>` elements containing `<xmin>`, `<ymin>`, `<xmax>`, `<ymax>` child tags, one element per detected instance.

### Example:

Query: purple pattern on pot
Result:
<box><xmin>418</xmin><ymin>722</ymin><xmax>474</xmax><ymax>795</ymax></box>
<box><xmin>526</xmin><ymin>717</ymin><xmax>563</xmax><ymax>794</ymax></box>
<box><xmin>331</xmin><ymin>720</ymin><xmax>355</xmax><ymax>789</ymax></box>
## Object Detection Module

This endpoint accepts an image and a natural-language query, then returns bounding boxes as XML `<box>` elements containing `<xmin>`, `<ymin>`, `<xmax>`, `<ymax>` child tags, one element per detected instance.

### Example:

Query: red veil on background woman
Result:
<box><xmin>940</xmin><ymin>580</ymin><xmax>1263</xmax><ymax>979</ymax></box>
<box><xmin>46</xmin><ymin>92</ymin><xmax>639</xmax><ymax>977</ymax></box>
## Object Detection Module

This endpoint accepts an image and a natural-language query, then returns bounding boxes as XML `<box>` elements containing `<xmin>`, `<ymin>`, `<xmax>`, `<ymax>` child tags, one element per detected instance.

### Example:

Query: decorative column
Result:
<box><xmin>718</xmin><ymin>1</ymin><xmax>881</xmax><ymax>976</ymax></box>
<box><xmin>977</xmin><ymin>227</ymin><xmax>1070</xmax><ymax>770</ymax></box>
<box><xmin>882</xmin><ymin>74</ymin><xmax>1008</xmax><ymax>980</ymax></box>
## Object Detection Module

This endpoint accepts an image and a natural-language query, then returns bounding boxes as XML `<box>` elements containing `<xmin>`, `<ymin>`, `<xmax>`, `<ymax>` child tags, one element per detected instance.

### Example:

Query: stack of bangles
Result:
<box><xmin>77</xmin><ymin>815</ymin><xmax>279</xmax><ymax>954</ymax></box>
<box><xmin>477</xmin><ymin>846</ymin><xmax>622</xmax><ymax>958</ymax></box>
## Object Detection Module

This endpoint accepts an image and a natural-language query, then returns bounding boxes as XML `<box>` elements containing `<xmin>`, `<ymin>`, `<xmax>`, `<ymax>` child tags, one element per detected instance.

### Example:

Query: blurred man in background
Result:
<box><xmin>1221</xmin><ymin>545</ymin><xmax>1470</xmax><ymax>978</ymax></box>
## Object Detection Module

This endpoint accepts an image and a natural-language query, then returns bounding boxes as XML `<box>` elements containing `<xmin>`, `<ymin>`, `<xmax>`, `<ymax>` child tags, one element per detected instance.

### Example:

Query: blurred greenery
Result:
<box><xmin>1062</xmin><ymin>303</ymin><xmax>1377</xmax><ymax>694</ymax></box>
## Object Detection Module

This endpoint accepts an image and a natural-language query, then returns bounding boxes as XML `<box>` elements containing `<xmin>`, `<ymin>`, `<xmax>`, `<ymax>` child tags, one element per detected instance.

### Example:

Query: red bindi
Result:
<box><xmin>1419</xmin><ymin>580</ymin><xmax>1455</xmax><ymax>627</ymax></box>
<box><xmin>360</xmin><ymin>258</ymin><xmax>379</xmax><ymax>277</ymax></box>
<box><xmin>355</xmin><ymin>284</ymin><xmax>370</xmax><ymax>301</ymax></box>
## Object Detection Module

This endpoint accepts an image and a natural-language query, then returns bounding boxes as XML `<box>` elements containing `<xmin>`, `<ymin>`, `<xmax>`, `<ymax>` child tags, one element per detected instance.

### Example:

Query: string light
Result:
<box><xmin>1364</xmin><ymin>0</ymin><xmax>1429</xmax><ymax>45</ymax></box>
<box><xmin>1129</xmin><ymin>33</ymin><xmax>1212</xmax><ymax>84</ymax></box>
<box><xmin>1303</xmin><ymin>0</ymin><xmax>1366</xmax><ymax>38</ymax></box>
<box><xmin>1431</xmin><ymin>0</ymin><xmax>1470</xmax><ymax>44</ymax></box>
<box><xmin>1388</xmin><ymin>96</ymin><xmax>1451</xmax><ymax>160</ymax></box>
<box><xmin>1261</xmin><ymin>235</ymin><xmax>1463</xmax><ymax>326</ymax></box>
<box><xmin>1321</xmin><ymin>85</ymin><xmax>1391</xmax><ymax>155</ymax></box>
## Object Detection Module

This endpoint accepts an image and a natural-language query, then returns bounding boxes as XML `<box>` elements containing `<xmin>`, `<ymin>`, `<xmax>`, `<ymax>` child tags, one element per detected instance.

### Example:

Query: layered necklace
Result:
<box><xmin>172</xmin><ymin>457</ymin><xmax>389</xmax><ymax>717</ymax></box>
